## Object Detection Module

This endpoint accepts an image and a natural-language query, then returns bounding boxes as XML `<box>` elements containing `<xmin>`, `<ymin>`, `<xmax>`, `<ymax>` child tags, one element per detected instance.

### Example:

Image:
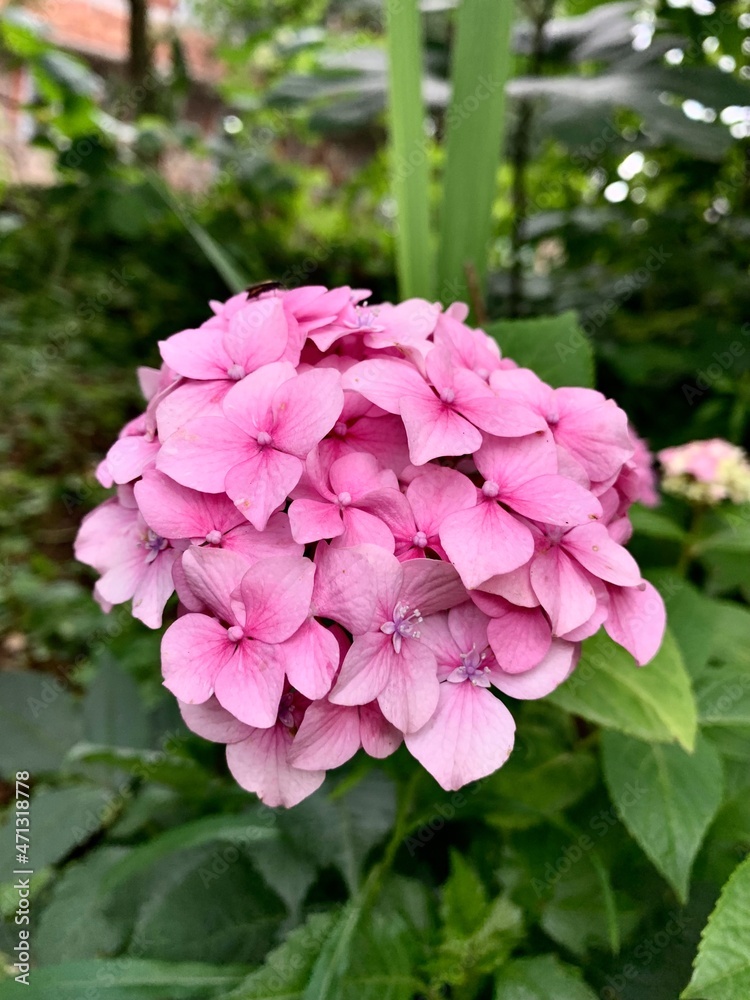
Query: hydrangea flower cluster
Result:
<box><xmin>75</xmin><ymin>286</ymin><xmax>666</xmax><ymax>806</ymax></box>
<box><xmin>659</xmin><ymin>438</ymin><xmax>750</xmax><ymax>506</ymax></box>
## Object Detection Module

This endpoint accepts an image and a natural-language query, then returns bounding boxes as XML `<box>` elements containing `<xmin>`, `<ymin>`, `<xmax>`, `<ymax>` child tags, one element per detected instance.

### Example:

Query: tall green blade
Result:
<box><xmin>385</xmin><ymin>0</ymin><xmax>434</xmax><ymax>300</ymax></box>
<box><xmin>438</xmin><ymin>0</ymin><xmax>514</xmax><ymax>306</ymax></box>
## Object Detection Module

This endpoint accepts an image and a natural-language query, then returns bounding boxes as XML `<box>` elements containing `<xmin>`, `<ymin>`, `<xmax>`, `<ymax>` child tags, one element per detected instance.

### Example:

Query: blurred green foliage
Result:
<box><xmin>2</xmin><ymin>0</ymin><xmax>750</xmax><ymax>997</ymax></box>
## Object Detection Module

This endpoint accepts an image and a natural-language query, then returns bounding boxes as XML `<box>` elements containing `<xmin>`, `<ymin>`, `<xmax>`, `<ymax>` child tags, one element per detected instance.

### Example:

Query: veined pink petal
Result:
<box><xmin>135</xmin><ymin>470</ymin><xmax>243</xmax><ymax>540</ymax></box>
<box><xmin>328</xmin><ymin>451</ymin><xmax>398</xmax><ymax>497</ymax></box>
<box><xmin>159</xmin><ymin>327</ymin><xmax>229</xmax><ymax>381</ymax></box>
<box><xmin>278</xmin><ymin>618</ymin><xmax>339</xmax><ymax>700</ymax></box>
<box><xmin>406</xmin><ymin>467</ymin><xmax>476</xmax><ymax>538</ymax></box>
<box><xmin>475</xmin><ymin>433</ymin><xmax>557</xmax><ymax>491</ymax></box>
<box><xmin>289</xmin><ymin>701</ymin><xmax>361</xmax><ymax>770</ymax></box>
<box><xmin>482</xmin><ymin>599</ymin><xmax>552</xmax><ymax>674</ymax></box>
<box><xmin>554</xmin><ymin>389</ymin><xmax>633</xmax><ymax>482</ymax></box>
<box><xmin>179</xmin><ymin>696</ymin><xmax>252</xmax><ymax>743</ymax></box>
<box><xmin>376</xmin><ymin>639</ymin><xmax>440</xmax><ymax>733</ymax></box>
<box><xmin>155</xmin><ymin>379</ymin><xmax>230</xmax><ymax>441</ymax></box>
<box><xmin>270</xmin><ymin>368</ymin><xmax>344</xmax><ymax>457</ymax></box>
<box><xmin>227</xmin><ymin>725</ymin><xmax>325</xmax><ymax>808</ymax></box>
<box><xmin>529</xmin><ymin>547</ymin><xmax>596</xmax><ymax>636</ymax></box>
<box><xmin>359</xmin><ymin>703</ymin><xmax>403</xmax><ymax>758</ymax></box>
<box><xmin>336</xmin><ymin>507</ymin><xmax>395</xmax><ymax>551</ymax></box>
<box><xmin>440</xmin><ymin>501</ymin><xmax>534</xmax><ymax>588</ymax></box>
<box><xmin>401</xmin><ymin>393</ymin><xmax>482</xmax><ymax>466</ymax></box>
<box><xmin>504</xmin><ymin>475</ymin><xmax>602</xmax><ymax>526</ymax></box>
<box><xmin>214</xmin><ymin>639</ymin><xmax>285</xmax><ymax>728</ymax></box>
<box><xmin>161</xmin><ymin>613</ymin><xmax>234</xmax><ymax>704</ymax></box>
<box><xmin>106</xmin><ymin>434</ymin><xmax>160</xmax><ymax>485</ymax></box>
<box><xmin>131</xmin><ymin>548</ymin><xmax>178</xmax><ymax>629</ymax></box>
<box><xmin>222</xmin><ymin>360</ymin><xmax>297</xmax><ymax>436</ymax></box>
<box><xmin>288</xmin><ymin>498</ymin><xmax>345</xmax><ymax>544</ymax></box>
<box><xmin>329</xmin><ymin>631</ymin><xmax>394</xmax><ymax>706</ymax></box>
<box><xmin>476</xmin><ymin>562</ymin><xmax>539</xmax><ymax>607</ymax></box>
<box><xmin>181</xmin><ymin>546</ymin><xmax>251</xmax><ymax>624</ymax></box>
<box><xmin>491</xmin><ymin>639</ymin><xmax>576</xmax><ymax>699</ymax></box>
<box><xmin>604</xmin><ymin>581</ymin><xmax>665</xmax><ymax>665</ymax></box>
<box><xmin>401</xmin><ymin>559</ymin><xmax>467</xmax><ymax>617</ymax></box>
<box><xmin>239</xmin><ymin>556</ymin><xmax>315</xmax><ymax>643</ymax></box>
<box><xmin>157</xmin><ymin>417</ymin><xmax>253</xmax><ymax>493</ymax></box>
<box><xmin>405</xmin><ymin>682</ymin><xmax>515</xmax><ymax>791</ymax></box>
<box><xmin>562</xmin><ymin>522</ymin><xmax>641</xmax><ymax>586</ymax></box>
<box><xmin>342</xmin><ymin>357</ymin><xmax>430</xmax><ymax>413</ymax></box>
<box><xmin>225</xmin><ymin>448</ymin><xmax>303</xmax><ymax>531</ymax></box>
<box><xmin>312</xmin><ymin>544</ymin><xmax>377</xmax><ymax>635</ymax></box>
<box><xmin>223</xmin><ymin>297</ymin><xmax>288</xmax><ymax>370</ymax></box>
<box><xmin>222</xmin><ymin>512</ymin><xmax>303</xmax><ymax>563</ymax></box>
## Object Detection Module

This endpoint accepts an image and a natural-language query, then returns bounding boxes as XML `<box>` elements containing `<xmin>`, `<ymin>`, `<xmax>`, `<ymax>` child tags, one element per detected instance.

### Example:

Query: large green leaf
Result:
<box><xmin>385</xmin><ymin>0</ymin><xmax>434</xmax><ymax>299</ymax></box>
<box><xmin>0</xmin><ymin>785</ymin><xmax>114</xmax><ymax>870</ymax></box>
<box><xmin>437</xmin><ymin>0</ymin><xmax>514</xmax><ymax>303</ymax></box>
<box><xmin>0</xmin><ymin>671</ymin><xmax>82</xmax><ymax>775</ymax></box>
<box><xmin>548</xmin><ymin>630</ymin><xmax>697</xmax><ymax>751</ymax></box>
<box><xmin>494</xmin><ymin>954</ymin><xmax>598</xmax><ymax>999</ymax></box>
<box><xmin>682</xmin><ymin>856</ymin><xmax>750</xmax><ymax>999</ymax></box>
<box><xmin>696</xmin><ymin>668</ymin><xmax>750</xmax><ymax>729</ymax></box>
<box><xmin>602</xmin><ymin>732</ymin><xmax>724</xmax><ymax>903</ymax></box>
<box><xmin>486</xmin><ymin>312</ymin><xmax>595</xmax><ymax>388</ymax></box>
<box><xmin>82</xmin><ymin>657</ymin><xmax>150</xmax><ymax>749</ymax></box>
<box><xmin>0</xmin><ymin>960</ymin><xmax>249</xmax><ymax>1000</ymax></box>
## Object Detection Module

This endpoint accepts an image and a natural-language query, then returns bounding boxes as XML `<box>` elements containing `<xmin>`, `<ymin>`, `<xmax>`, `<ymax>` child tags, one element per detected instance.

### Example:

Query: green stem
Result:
<box><xmin>676</xmin><ymin>504</ymin><xmax>706</xmax><ymax>576</ymax></box>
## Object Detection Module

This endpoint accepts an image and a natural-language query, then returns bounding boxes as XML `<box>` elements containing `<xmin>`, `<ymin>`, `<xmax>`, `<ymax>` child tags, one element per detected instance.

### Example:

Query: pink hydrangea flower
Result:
<box><xmin>75</xmin><ymin>283</ymin><xmax>667</xmax><ymax>807</ymax></box>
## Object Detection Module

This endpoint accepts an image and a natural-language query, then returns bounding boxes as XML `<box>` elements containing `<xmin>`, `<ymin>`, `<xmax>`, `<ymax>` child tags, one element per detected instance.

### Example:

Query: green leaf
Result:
<box><xmin>34</xmin><ymin>848</ymin><xmax>131</xmax><ymax>964</ymax></box>
<box><xmin>385</xmin><ymin>0</ymin><xmax>434</xmax><ymax>299</ymax></box>
<box><xmin>0</xmin><ymin>670</ymin><xmax>82</xmax><ymax>776</ymax></box>
<box><xmin>437</xmin><ymin>0</ymin><xmax>514</xmax><ymax>303</ymax></box>
<box><xmin>486</xmin><ymin>313</ymin><xmax>595</xmax><ymax>388</ymax></box>
<box><xmin>682</xmin><ymin>856</ymin><xmax>750</xmax><ymax>999</ymax></box>
<box><xmin>630</xmin><ymin>505</ymin><xmax>686</xmax><ymax>543</ymax></box>
<box><xmin>0</xmin><ymin>785</ymin><xmax>114</xmax><ymax>869</ymax></box>
<box><xmin>0</xmin><ymin>959</ymin><xmax>249</xmax><ymax>1000</ymax></box>
<box><xmin>226</xmin><ymin>911</ymin><xmax>338</xmax><ymax>999</ymax></box>
<box><xmin>65</xmin><ymin>743</ymin><xmax>214</xmax><ymax>792</ymax></box>
<box><xmin>548</xmin><ymin>630</ymin><xmax>697</xmax><ymax>751</ymax></box>
<box><xmin>82</xmin><ymin>657</ymin><xmax>150</xmax><ymax>749</ymax></box>
<box><xmin>101</xmin><ymin>811</ymin><xmax>278</xmax><ymax>891</ymax></box>
<box><xmin>494</xmin><ymin>954</ymin><xmax>598</xmax><ymax>999</ymax></box>
<box><xmin>648</xmin><ymin>572</ymin><xmax>717</xmax><ymax>679</ymax></box>
<box><xmin>696</xmin><ymin>668</ymin><xmax>750</xmax><ymax>729</ymax></box>
<box><xmin>440</xmin><ymin>851</ymin><xmax>489</xmax><ymax>937</ymax></box>
<box><xmin>602</xmin><ymin>731</ymin><xmax>724</xmax><ymax>903</ymax></box>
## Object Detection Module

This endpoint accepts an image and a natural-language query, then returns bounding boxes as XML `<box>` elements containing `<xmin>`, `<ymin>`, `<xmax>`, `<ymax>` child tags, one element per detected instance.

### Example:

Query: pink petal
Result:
<box><xmin>312</xmin><ymin>544</ymin><xmax>377</xmax><ymax>635</ymax></box>
<box><xmin>562</xmin><ymin>522</ymin><xmax>641</xmax><ymax>586</ymax></box>
<box><xmin>604</xmin><ymin>581</ymin><xmax>665</xmax><ymax>666</ymax></box>
<box><xmin>239</xmin><ymin>556</ymin><xmax>315</xmax><ymax>643</ymax></box>
<box><xmin>181</xmin><ymin>545</ymin><xmax>251</xmax><ymax>623</ymax></box>
<box><xmin>289</xmin><ymin>498</ymin><xmax>344</xmax><ymax>544</ymax></box>
<box><xmin>288</xmin><ymin>701</ymin><xmax>361</xmax><ymax>770</ymax></box>
<box><xmin>270</xmin><ymin>368</ymin><xmax>345</xmax><ymax>457</ymax></box>
<box><xmin>159</xmin><ymin>327</ymin><xmax>229</xmax><ymax>380</ymax></box>
<box><xmin>401</xmin><ymin>393</ymin><xmax>483</xmax><ymax>466</ymax></box>
<box><xmin>131</xmin><ymin>548</ymin><xmax>178</xmax><ymax>629</ymax></box>
<box><xmin>554</xmin><ymin>389</ymin><xmax>633</xmax><ymax>482</ymax></box>
<box><xmin>227</xmin><ymin>725</ymin><xmax>325</xmax><ymax>808</ymax></box>
<box><xmin>135</xmin><ymin>470</ymin><xmax>242</xmax><ymax>540</ymax></box>
<box><xmin>342</xmin><ymin>358</ymin><xmax>430</xmax><ymax>413</ymax></box>
<box><xmin>337</xmin><ymin>507</ymin><xmax>395</xmax><ymax>551</ymax></box>
<box><xmin>179</xmin><ymin>696</ymin><xmax>252</xmax><ymax>743</ymax></box>
<box><xmin>225</xmin><ymin>448</ymin><xmax>303</xmax><ymax>531</ymax></box>
<box><xmin>155</xmin><ymin>379</ymin><xmax>231</xmax><ymax>441</ymax></box>
<box><xmin>504</xmin><ymin>475</ymin><xmax>602</xmax><ymax>526</ymax></box>
<box><xmin>224</xmin><ymin>297</ymin><xmax>288</xmax><ymax>370</ymax></box>
<box><xmin>221</xmin><ymin>360</ymin><xmax>297</xmax><ymax>437</ymax></box>
<box><xmin>157</xmin><ymin>417</ymin><xmax>253</xmax><ymax>493</ymax></box>
<box><xmin>106</xmin><ymin>435</ymin><xmax>160</xmax><ymax>485</ymax></box>
<box><xmin>161</xmin><ymin>613</ymin><xmax>234</xmax><ymax>704</ymax></box>
<box><xmin>214</xmin><ymin>639</ymin><xmax>285</xmax><ymax>728</ymax></box>
<box><xmin>222</xmin><ymin>512</ymin><xmax>304</xmax><ymax>563</ymax></box>
<box><xmin>406</xmin><ymin>466</ymin><xmax>476</xmax><ymax>537</ymax></box>
<box><xmin>440</xmin><ymin>501</ymin><xmax>534</xmax><ymax>588</ymax></box>
<box><xmin>377</xmin><ymin>639</ymin><xmax>440</xmax><ymax>733</ymax></box>
<box><xmin>329</xmin><ymin>631</ymin><xmax>394</xmax><ymax>706</ymax></box>
<box><xmin>400</xmin><ymin>559</ymin><xmax>467</xmax><ymax>617</ymax></box>
<box><xmin>476</xmin><ymin>562</ymin><xmax>539</xmax><ymax>608</ymax></box>
<box><xmin>278</xmin><ymin>618</ymin><xmax>339</xmax><ymax>700</ymax></box>
<box><xmin>491</xmin><ymin>639</ymin><xmax>576</xmax><ymax>699</ymax></box>
<box><xmin>359</xmin><ymin>702</ymin><xmax>403</xmax><ymax>758</ymax></box>
<box><xmin>469</xmin><ymin>593</ymin><xmax>552</xmax><ymax>674</ymax></box>
<box><xmin>329</xmin><ymin>451</ymin><xmax>398</xmax><ymax>497</ymax></box>
<box><xmin>474</xmin><ymin>433</ymin><xmax>557</xmax><ymax>492</ymax></box>
<box><xmin>405</xmin><ymin>682</ymin><xmax>515</xmax><ymax>791</ymax></box>
<box><xmin>529</xmin><ymin>547</ymin><xmax>596</xmax><ymax>636</ymax></box>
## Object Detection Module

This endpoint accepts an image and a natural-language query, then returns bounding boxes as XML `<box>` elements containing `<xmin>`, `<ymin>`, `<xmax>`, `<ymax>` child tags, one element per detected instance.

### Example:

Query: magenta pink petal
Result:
<box><xmin>491</xmin><ymin>639</ymin><xmax>576</xmax><ymax>699</ymax></box>
<box><xmin>604</xmin><ymin>581</ymin><xmax>665</xmax><ymax>665</ymax></box>
<box><xmin>288</xmin><ymin>701</ymin><xmax>361</xmax><ymax>770</ymax></box>
<box><xmin>562</xmin><ymin>522</ymin><xmax>641</xmax><ymax>586</ymax></box>
<box><xmin>225</xmin><ymin>448</ymin><xmax>303</xmax><ymax>531</ymax></box>
<box><xmin>342</xmin><ymin>357</ymin><xmax>430</xmax><ymax>413</ymax></box>
<box><xmin>135</xmin><ymin>470</ymin><xmax>242</xmax><ymax>540</ymax></box>
<box><xmin>159</xmin><ymin>327</ymin><xmax>229</xmax><ymax>381</ymax></box>
<box><xmin>485</xmin><ymin>602</ymin><xmax>552</xmax><ymax>674</ymax></box>
<box><xmin>270</xmin><ymin>368</ymin><xmax>344</xmax><ymax>457</ymax></box>
<box><xmin>329</xmin><ymin>631</ymin><xmax>394</xmax><ymax>706</ymax></box>
<box><xmin>238</xmin><ymin>556</ymin><xmax>315</xmax><ymax>643</ymax></box>
<box><xmin>179</xmin><ymin>696</ymin><xmax>252</xmax><ymax>743</ymax></box>
<box><xmin>106</xmin><ymin>435</ymin><xmax>160</xmax><ymax>485</ymax></box>
<box><xmin>223</xmin><ymin>297</ymin><xmax>288</xmax><ymax>370</ymax></box>
<box><xmin>289</xmin><ymin>498</ymin><xmax>345</xmax><ymax>544</ymax></box>
<box><xmin>161</xmin><ymin>613</ymin><xmax>234</xmax><ymax>704</ymax></box>
<box><xmin>181</xmin><ymin>546</ymin><xmax>251</xmax><ymax>623</ymax></box>
<box><xmin>504</xmin><ymin>474</ymin><xmax>602</xmax><ymax>526</ymax></box>
<box><xmin>226</xmin><ymin>725</ymin><xmax>325</xmax><ymax>808</ymax></box>
<box><xmin>359</xmin><ymin>702</ymin><xmax>403</xmax><ymax>758</ymax></box>
<box><xmin>401</xmin><ymin>393</ymin><xmax>483</xmax><ymax>466</ymax></box>
<box><xmin>222</xmin><ymin>360</ymin><xmax>297</xmax><ymax>436</ymax></box>
<box><xmin>157</xmin><ymin>417</ymin><xmax>253</xmax><ymax>493</ymax></box>
<box><xmin>376</xmin><ymin>639</ymin><xmax>440</xmax><ymax>733</ymax></box>
<box><xmin>529</xmin><ymin>546</ymin><xmax>597</xmax><ymax>637</ymax></box>
<box><xmin>131</xmin><ymin>548</ymin><xmax>178</xmax><ymax>629</ymax></box>
<box><xmin>337</xmin><ymin>507</ymin><xmax>395</xmax><ymax>551</ymax></box>
<box><xmin>311</xmin><ymin>544</ymin><xmax>377</xmax><ymax>635</ymax></box>
<box><xmin>278</xmin><ymin>618</ymin><xmax>339</xmax><ymax>700</ymax></box>
<box><xmin>214</xmin><ymin>639</ymin><xmax>285</xmax><ymax>728</ymax></box>
<box><xmin>155</xmin><ymin>379</ymin><xmax>231</xmax><ymax>441</ymax></box>
<box><xmin>440</xmin><ymin>501</ymin><xmax>534</xmax><ymax>589</ymax></box>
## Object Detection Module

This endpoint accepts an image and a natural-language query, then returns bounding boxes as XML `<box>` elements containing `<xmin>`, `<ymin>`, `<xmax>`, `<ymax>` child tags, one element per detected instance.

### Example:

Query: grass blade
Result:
<box><xmin>385</xmin><ymin>0</ymin><xmax>434</xmax><ymax>300</ymax></box>
<box><xmin>438</xmin><ymin>0</ymin><xmax>515</xmax><ymax>306</ymax></box>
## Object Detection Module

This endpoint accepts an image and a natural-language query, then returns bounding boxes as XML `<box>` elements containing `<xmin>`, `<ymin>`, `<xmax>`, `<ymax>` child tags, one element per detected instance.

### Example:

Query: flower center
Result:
<box><xmin>380</xmin><ymin>602</ymin><xmax>423</xmax><ymax>653</ymax></box>
<box><xmin>256</xmin><ymin>430</ymin><xmax>273</xmax><ymax>447</ymax></box>
<box><xmin>143</xmin><ymin>529</ymin><xmax>167</xmax><ymax>563</ymax></box>
<box><xmin>337</xmin><ymin>491</ymin><xmax>352</xmax><ymax>507</ymax></box>
<box><xmin>227</xmin><ymin>363</ymin><xmax>246</xmax><ymax>380</ymax></box>
<box><xmin>412</xmin><ymin>530</ymin><xmax>428</xmax><ymax>549</ymax></box>
<box><xmin>482</xmin><ymin>480</ymin><xmax>500</xmax><ymax>499</ymax></box>
<box><xmin>227</xmin><ymin>625</ymin><xmax>244</xmax><ymax>643</ymax></box>
<box><xmin>277</xmin><ymin>691</ymin><xmax>296</xmax><ymax>729</ymax></box>
<box><xmin>439</xmin><ymin>387</ymin><xmax>456</xmax><ymax>405</ymax></box>
<box><xmin>205</xmin><ymin>529</ymin><xmax>222</xmax><ymax>545</ymax></box>
<box><xmin>451</xmin><ymin>645</ymin><xmax>492</xmax><ymax>687</ymax></box>
<box><xmin>476</xmin><ymin>367</ymin><xmax>490</xmax><ymax>381</ymax></box>
<box><xmin>333</xmin><ymin>421</ymin><xmax>348</xmax><ymax>438</ymax></box>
